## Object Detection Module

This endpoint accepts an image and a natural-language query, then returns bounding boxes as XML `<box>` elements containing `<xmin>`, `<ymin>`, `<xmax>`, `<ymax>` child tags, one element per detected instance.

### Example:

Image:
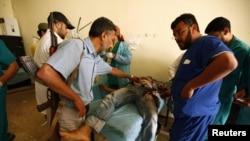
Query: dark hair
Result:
<box><xmin>37</xmin><ymin>29</ymin><xmax>47</xmax><ymax>37</ymax></box>
<box><xmin>47</xmin><ymin>11</ymin><xmax>75</xmax><ymax>29</ymax></box>
<box><xmin>205</xmin><ymin>17</ymin><xmax>231</xmax><ymax>33</ymax></box>
<box><xmin>171</xmin><ymin>13</ymin><xmax>200</xmax><ymax>32</ymax></box>
<box><xmin>89</xmin><ymin>17</ymin><xmax>116</xmax><ymax>37</ymax></box>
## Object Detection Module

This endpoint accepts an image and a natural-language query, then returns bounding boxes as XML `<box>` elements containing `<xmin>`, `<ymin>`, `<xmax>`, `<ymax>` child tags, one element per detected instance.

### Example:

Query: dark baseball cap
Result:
<box><xmin>47</xmin><ymin>11</ymin><xmax>75</xmax><ymax>29</ymax></box>
<box><xmin>38</xmin><ymin>23</ymin><xmax>48</xmax><ymax>30</ymax></box>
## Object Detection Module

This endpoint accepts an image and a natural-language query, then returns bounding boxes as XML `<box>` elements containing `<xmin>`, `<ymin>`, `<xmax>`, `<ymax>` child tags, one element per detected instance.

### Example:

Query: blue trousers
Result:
<box><xmin>86</xmin><ymin>84</ymin><xmax>159</xmax><ymax>141</ymax></box>
<box><xmin>170</xmin><ymin>115</ymin><xmax>215</xmax><ymax>141</ymax></box>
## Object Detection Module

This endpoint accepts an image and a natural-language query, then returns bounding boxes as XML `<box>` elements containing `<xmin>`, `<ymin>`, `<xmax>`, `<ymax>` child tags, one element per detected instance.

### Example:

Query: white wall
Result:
<box><xmin>1</xmin><ymin>0</ymin><xmax>250</xmax><ymax>81</ymax></box>
<box><xmin>0</xmin><ymin>0</ymin><xmax>13</xmax><ymax>17</ymax></box>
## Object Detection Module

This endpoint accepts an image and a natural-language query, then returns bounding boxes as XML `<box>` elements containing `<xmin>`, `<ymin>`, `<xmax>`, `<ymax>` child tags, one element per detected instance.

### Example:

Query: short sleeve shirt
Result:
<box><xmin>47</xmin><ymin>37</ymin><xmax>112</xmax><ymax>106</ymax></box>
<box><xmin>172</xmin><ymin>36</ymin><xmax>232</xmax><ymax>117</ymax></box>
<box><xmin>0</xmin><ymin>40</ymin><xmax>16</xmax><ymax>75</ymax></box>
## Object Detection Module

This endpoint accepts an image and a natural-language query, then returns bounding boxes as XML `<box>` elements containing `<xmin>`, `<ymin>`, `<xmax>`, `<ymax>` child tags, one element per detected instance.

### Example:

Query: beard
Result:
<box><xmin>182</xmin><ymin>29</ymin><xmax>192</xmax><ymax>50</ymax></box>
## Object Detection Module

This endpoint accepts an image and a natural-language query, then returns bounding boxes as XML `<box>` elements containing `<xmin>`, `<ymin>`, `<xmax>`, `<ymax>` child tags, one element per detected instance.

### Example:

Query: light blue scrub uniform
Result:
<box><xmin>107</xmin><ymin>41</ymin><xmax>132</xmax><ymax>89</ymax></box>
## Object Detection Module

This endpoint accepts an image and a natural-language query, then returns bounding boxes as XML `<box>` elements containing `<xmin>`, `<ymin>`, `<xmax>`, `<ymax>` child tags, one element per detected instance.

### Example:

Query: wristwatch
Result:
<box><xmin>131</xmin><ymin>75</ymin><xmax>134</xmax><ymax>79</ymax></box>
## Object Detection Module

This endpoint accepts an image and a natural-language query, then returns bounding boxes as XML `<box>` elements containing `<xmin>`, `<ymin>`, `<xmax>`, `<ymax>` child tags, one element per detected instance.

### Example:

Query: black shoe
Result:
<box><xmin>8</xmin><ymin>132</ymin><xmax>15</xmax><ymax>141</ymax></box>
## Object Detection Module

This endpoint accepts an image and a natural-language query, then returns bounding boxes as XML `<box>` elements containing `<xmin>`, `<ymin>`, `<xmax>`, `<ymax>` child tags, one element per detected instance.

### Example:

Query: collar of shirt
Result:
<box><xmin>83</xmin><ymin>37</ymin><xmax>98</xmax><ymax>56</ymax></box>
<box><xmin>45</xmin><ymin>29</ymin><xmax>64</xmax><ymax>44</ymax></box>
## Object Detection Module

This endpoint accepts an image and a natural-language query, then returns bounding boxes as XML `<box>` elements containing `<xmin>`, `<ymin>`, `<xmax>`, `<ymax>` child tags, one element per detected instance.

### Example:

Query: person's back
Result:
<box><xmin>205</xmin><ymin>17</ymin><xmax>250</xmax><ymax>125</ymax></box>
<box><xmin>34</xmin><ymin>30</ymin><xmax>53</xmax><ymax>67</ymax></box>
<box><xmin>31</xmin><ymin>22</ymin><xmax>48</xmax><ymax>57</ymax></box>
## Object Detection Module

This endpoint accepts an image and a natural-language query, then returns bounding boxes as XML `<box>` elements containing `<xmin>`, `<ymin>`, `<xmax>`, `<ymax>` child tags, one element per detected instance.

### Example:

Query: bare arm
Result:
<box><xmin>234</xmin><ymin>89</ymin><xmax>246</xmax><ymax>99</ymax></box>
<box><xmin>181</xmin><ymin>52</ymin><xmax>238</xmax><ymax>99</ymax></box>
<box><xmin>109</xmin><ymin>67</ymin><xmax>139</xmax><ymax>82</ymax></box>
<box><xmin>233</xmin><ymin>89</ymin><xmax>250</xmax><ymax>107</ymax></box>
<box><xmin>99</xmin><ymin>84</ymin><xmax>116</xmax><ymax>92</ymax></box>
<box><xmin>36</xmin><ymin>64</ymin><xmax>86</xmax><ymax>117</ymax></box>
<box><xmin>0</xmin><ymin>61</ymin><xmax>19</xmax><ymax>84</ymax></box>
<box><xmin>234</xmin><ymin>98</ymin><xmax>250</xmax><ymax>107</ymax></box>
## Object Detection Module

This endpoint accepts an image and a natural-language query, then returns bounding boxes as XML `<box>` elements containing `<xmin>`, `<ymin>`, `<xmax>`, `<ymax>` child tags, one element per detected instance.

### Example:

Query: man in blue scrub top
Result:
<box><xmin>169</xmin><ymin>13</ymin><xmax>238</xmax><ymax>141</ymax></box>
<box><xmin>36</xmin><ymin>17</ymin><xmax>139</xmax><ymax>136</ymax></box>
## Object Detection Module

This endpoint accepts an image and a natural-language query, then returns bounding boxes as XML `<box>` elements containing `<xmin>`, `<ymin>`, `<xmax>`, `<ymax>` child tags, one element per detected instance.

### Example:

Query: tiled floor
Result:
<box><xmin>7</xmin><ymin>85</ymin><xmax>48</xmax><ymax>141</ymax></box>
<box><xmin>6</xmin><ymin>85</ymin><xmax>173</xmax><ymax>141</ymax></box>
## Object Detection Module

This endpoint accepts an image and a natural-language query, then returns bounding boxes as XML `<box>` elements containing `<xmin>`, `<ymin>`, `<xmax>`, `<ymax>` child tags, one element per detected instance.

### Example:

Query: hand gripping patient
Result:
<box><xmin>59</xmin><ymin>76</ymin><xmax>170</xmax><ymax>141</ymax></box>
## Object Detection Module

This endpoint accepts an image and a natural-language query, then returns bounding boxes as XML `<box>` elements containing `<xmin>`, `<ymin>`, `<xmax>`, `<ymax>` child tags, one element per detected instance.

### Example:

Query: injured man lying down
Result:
<box><xmin>59</xmin><ymin>76</ymin><xmax>170</xmax><ymax>141</ymax></box>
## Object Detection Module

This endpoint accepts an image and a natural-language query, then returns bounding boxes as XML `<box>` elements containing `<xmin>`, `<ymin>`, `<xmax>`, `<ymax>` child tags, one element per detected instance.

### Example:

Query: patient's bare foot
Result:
<box><xmin>59</xmin><ymin>124</ymin><xmax>92</xmax><ymax>141</ymax></box>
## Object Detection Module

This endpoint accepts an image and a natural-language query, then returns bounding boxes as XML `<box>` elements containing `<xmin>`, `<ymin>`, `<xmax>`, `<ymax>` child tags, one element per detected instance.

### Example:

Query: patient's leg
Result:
<box><xmin>59</xmin><ymin>86</ymin><xmax>139</xmax><ymax>140</ymax></box>
<box><xmin>86</xmin><ymin>86</ymin><xmax>137</xmax><ymax>133</ymax></box>
<box><xmin>59</xmin><ymin>124</ymin><xmax>92</xmax><ymax>141</ymax></box>
<box><xmin>136</xmin><ymin>93</ymin><xmax>158</xmax><ymax>141</ymax></box>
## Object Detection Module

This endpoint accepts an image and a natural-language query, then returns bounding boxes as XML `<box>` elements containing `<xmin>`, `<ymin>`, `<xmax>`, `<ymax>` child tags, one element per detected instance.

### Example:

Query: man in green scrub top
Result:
<box><xmin>205</xmin><ymin>17</ymin><xmax>250</xmax><ymax>125</ymax></box>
